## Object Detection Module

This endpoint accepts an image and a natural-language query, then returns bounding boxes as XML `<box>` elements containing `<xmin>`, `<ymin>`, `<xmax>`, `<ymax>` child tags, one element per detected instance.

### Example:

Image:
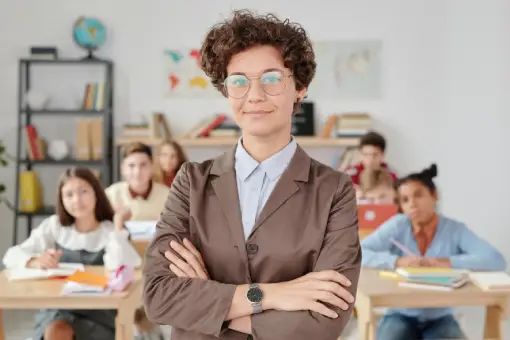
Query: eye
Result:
<box><xmin>260</xmin><ymin>71</ymin><xmax>282</xmax><ymax>84</ymax></box>
<box><xmin>226</xmin><ymin>75</ymin><xmax>249</xmax><ymax>87</ymax></box>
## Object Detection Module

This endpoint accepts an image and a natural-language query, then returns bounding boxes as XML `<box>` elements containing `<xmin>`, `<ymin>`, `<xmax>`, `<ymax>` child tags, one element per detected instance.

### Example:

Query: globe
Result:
<box><xmin>73</xmin><ymin>16</ymin><xmax>106</xmax><ymax>59</ymax></box>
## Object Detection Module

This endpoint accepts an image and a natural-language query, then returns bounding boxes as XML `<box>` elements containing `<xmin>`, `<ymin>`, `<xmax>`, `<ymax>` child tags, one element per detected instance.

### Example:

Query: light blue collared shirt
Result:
<box><xmin>234</xmin><ymin>137</ymin><xmax>297</xmax><ymax>240</ymax></box>
<box><xmin>362</xmin><ymin>213</ymin><xmax>507</xmax><ymax>321</ymax></box>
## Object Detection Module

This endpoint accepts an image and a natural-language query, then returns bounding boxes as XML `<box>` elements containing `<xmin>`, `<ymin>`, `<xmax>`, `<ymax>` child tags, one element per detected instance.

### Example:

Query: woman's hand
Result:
<box><xmin>164</xmin><ymin>238</ymin><xmax>209</xmax><ymax>279</ymax></box>
<box><xmin>262</xmin><ymin>270</ymin><xmax>355</xmax><ymax>319</ymax></box>
<box><xmin>113</xmin><ymin>206</ymin><xmax>132</xmax><ymax>231</ymax></box>
<box><xmin>27</xmin><ymin>249</ymin><xmax>63</xmax><ymax>269</ymax></box>
<box><xmin>396</xmin><ymin>256</ymin><xmax>423</xmax><ymax>268</ymax></box>
<box><xmin>420</xmin><ymin>257</ymin><xmax>451</xmax><ymax>268</ymax></box>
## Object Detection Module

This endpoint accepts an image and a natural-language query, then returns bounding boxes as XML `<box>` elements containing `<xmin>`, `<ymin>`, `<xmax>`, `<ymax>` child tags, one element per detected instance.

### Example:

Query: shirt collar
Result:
<box><xmin>235</xmin><ymin>136</ymin><xmax>297</xmax><ymax>181</ymax></box>
<box><xmin>128</xmin><ymin>180</ymin><xmax>153</xmax><ymax>200</ymax></box>
<box><xmin>412</xmin><ymin>213</ymin><xmax>439</xmax><ymax>240</ymax></box>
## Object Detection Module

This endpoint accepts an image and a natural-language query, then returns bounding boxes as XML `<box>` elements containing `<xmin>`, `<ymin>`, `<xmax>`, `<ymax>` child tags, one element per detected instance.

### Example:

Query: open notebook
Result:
<box><xmin>469</xmin><ymin>272</ymin><xmax>510</xmax><ymax>291</ymax></box>
<box><xmin>124</xmin><ymin>220</ymin><xmax>157</xmax><ymax>241</ymax></box>
<box><xmin>6</xmin><ymin>263</ymin><xmax>85</xmax><ymax>281</ymax></box>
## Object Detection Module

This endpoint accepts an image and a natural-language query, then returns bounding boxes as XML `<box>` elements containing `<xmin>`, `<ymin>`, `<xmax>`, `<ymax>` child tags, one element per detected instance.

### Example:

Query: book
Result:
<box><xmin>62</xmin><ymin>281</ymin><xmax>111</xmax><ymax>296</ymax></box>
<box><xmin>125</xmin><ymin>220</ymin><xmax>157</xmax><ymax>240</ymax></box>
<box><xmin>398</xmin><ymin>281</ymin><xmax>454</xmax><ymax>291</ymax></box>
<box><xmin>66</xmin><ymin>270</ymin><xmax>109</xmax><ymax>289</ymax></box>
<box><xmin>7</xmin><ymin>263</ymin><xmax>84</xmax><ymax>281</ymax></box>
<box><xmin>396</xmin><ymin>267</ymin><xmax>467</xmax><ymax>279</ymax></box>
<box><xmin>469</xmin><ymin>272</ymin><xmax>510</xmax><ymax>291</ymax></box>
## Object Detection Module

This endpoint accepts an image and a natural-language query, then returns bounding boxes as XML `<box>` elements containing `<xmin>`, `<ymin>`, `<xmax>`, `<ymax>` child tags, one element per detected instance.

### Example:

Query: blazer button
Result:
<box><xmin>246</xmin><ymin>243</ymin><xmax>258</xmax><ymax>255</ymax></box>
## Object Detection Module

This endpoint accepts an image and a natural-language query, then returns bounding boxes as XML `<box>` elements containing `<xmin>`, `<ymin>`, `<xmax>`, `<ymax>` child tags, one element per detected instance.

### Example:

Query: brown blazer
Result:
<box><xmin>143</xmin><ymin>145</ymin><xmax>361</xmax><ymax>340</ymax></box>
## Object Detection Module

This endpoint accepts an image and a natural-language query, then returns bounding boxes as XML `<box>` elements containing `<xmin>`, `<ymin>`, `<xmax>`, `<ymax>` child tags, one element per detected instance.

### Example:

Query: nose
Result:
<box><xmin>246</xmin><ymin>80</ymin><xmax>266</xmax><ymax>103</ymax></box>
<box><xmin>71</xmin><ymin>194</ymin><xmax>81</xmax><ymax>204</ymax></box>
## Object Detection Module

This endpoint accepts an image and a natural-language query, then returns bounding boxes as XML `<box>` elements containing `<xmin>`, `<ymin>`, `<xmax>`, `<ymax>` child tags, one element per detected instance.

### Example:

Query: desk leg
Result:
<box><xmin>0</xmin><ymin>310</ymin><xmax>4</xmax><ymax>340</ymax></box>
<box><xmin>355</xmin><ymin>295</ymin><xmax>376</xmax><ymax>340</ymax></box>
<box><xmin>484</xmin><ymin>305</ymin><xmax>502</xmax><ymax>340</ymax></box>
<box><xmin>116</xmin><ymin>306</ymin><xmax>136</xmax><ymax>340</ymax></box>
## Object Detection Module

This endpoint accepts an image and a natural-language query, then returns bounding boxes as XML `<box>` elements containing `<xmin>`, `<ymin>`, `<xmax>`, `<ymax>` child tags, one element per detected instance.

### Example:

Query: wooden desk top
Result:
<box><xmin>357</xmin><ymin>269</ymin><xmax>510</xmax><ymax>308</ymax></box>
<box><xmin>0</xmin><ymin>266</ymin><xmax>142</xmax><ymax>309</ymax></box>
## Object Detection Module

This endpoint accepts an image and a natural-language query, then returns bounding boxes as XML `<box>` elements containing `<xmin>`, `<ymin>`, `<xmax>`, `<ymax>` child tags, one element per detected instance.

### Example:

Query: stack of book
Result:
<box><xmin>335</xmin><ymin>113</ymin><xmax>372</xmax><ymax>139</ymax></box>
<box><xmin>395</xmin><ymin>267</ymin><xmax>469</xmax><ymax>291</ymax></box>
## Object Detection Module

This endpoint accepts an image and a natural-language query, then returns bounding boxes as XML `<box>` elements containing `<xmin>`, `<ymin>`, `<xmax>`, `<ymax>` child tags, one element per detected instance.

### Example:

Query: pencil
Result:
<box><xmin>391</xmin><ymin>239</ymin><xmax>417</xmax><ymax>257</ymax></box>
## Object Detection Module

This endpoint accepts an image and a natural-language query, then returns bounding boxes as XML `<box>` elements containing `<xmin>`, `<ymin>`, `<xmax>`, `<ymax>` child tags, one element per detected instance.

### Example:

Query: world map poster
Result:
<box><xmin>307</xmin><ymin>40</ymin><xmax>383</xmax><ymax>100</ymax></box>
<box><xmin>163</xmin><ymin>48</ymin><xmax>220</xmax><ymax>98</ymax></box>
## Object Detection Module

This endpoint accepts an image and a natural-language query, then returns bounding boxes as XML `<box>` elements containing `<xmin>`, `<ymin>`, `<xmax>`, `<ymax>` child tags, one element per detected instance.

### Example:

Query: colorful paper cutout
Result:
<box><xmin>163</xmin><ymin>48</ymin><xmax>219</xmax><ymax>97</ymax></box>
<box><xmin>189</xmin><ymin>76</ymin><xmax>208</xmax><ymax>89</ymax></box>
<box><xmin>169</xmin><ymin>74</ymin><xmax>180</xmax><ymax>89</ymax></box>
<box><xmin>164</xmin><ymin>50</ymin><xmax>184</xmax><ymax>63</ymax></box>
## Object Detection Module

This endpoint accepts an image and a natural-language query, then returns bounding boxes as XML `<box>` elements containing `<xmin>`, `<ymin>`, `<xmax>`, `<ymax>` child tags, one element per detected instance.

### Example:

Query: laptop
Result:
<box><xmin>357</xmin><ymin>204</ymin><xmax>398</xmax><ymax>230</ymax></box>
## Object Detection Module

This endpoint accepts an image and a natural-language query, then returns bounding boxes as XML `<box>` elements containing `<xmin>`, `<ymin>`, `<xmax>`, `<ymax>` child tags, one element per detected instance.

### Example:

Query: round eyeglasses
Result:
<box><xmin>223</xmin><ymin>70</ymin><xmax>292</xmax><ymax>99</ymax></box>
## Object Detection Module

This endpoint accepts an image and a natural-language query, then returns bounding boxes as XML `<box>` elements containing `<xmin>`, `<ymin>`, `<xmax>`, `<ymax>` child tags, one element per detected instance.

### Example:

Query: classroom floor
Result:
<box><xmin>3</xmin><ymin>308</ymin><xmax>509</xmax><ymax>339</ymax></box>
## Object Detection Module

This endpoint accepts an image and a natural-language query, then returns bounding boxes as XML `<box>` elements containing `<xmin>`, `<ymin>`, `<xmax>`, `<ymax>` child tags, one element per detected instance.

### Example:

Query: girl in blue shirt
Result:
<box><xmin>361</xmin><ymin>164</ymin><xmax>506</xmax><ymax>340</ymax></box>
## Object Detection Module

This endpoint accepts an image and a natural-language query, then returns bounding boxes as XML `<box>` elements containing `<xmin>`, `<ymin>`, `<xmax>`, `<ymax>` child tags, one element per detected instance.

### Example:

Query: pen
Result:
<box><xmin>391</xmin><ymin>239</ymin><xmax>418</xmax><ymax>257</ymax></box>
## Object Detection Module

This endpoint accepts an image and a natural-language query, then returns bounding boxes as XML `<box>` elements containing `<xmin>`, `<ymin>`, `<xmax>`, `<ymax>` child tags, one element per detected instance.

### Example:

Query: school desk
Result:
<box><xmin>355</xmin><ymin>269</ymin><xmax>509</xmax><ymax>340</ymax></box>
<box><xmin>0</xmin><ymin>266</ymin><xmax>141</xmax><ymax>340</ymax></box>
<box><xmin>132</xmin><ymin>239</ymin><xmax>150</xmax><ymax>258</ymax></box>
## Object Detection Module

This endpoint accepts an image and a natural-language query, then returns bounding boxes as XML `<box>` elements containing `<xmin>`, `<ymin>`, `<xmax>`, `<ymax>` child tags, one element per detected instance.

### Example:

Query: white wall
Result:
<box><xmin>0</xmin><ymin>0</ymin><xmax>508</xmax><ymax>262</ymax></box>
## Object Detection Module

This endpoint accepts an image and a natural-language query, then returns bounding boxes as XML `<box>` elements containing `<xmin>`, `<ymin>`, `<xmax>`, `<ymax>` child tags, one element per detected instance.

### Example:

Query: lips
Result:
<box><xmin>243</xmin><ymin>110</ymin><xmax>272</xmax><ymax>115</ymax></box>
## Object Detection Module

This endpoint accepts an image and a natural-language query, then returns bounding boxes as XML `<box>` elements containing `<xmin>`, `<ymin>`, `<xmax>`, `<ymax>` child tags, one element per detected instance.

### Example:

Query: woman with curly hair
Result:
<box><xmin>143</xmin><ymin>10</ymin><xmax>361</xmax><ymax>340</ymax></box>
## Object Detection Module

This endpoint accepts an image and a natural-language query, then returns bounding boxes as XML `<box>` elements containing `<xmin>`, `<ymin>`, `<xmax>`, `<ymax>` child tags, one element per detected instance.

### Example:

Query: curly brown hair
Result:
<box><xmin>199</xmin><ymin>10</ymin><xmax>316</xmax><ymax>103</ymax></box>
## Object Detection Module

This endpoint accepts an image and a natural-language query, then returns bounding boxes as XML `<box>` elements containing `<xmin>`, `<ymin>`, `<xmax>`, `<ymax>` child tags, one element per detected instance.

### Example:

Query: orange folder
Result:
<box><xmin>67</xmin><ymin>270</ymin><xmax>109</xmax><ymax>288</ymax></box>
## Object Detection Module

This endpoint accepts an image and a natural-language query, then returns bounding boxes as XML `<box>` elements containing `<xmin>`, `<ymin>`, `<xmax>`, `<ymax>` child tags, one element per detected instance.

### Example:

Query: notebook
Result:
<box><xmin>124</xmin><ymin>220</ymin><xmax>157</xmax><ymax>240</ymax></box>
<box><xmin>469</xmin><ymin>272</ymin><xmax>510</xmax><ymax>291</ymax></box>
<box><xmin>398</xmin><ymin>281</ymin><xmax>454</xmax><ymax>291</ymax></box>
<box><xmin>6</xmin><ymin>263</ymin><xmax>85</xmax><ymax>281</ymax></box>
<box><xmin>66</xmin><ymin>270</ymin><xmax>109</xmax><ymax>288</ymax></box>
<box><xmin>63</xmin><ymin>270</ymin><xmax>111</xmax><ymax>296</ymax></box>
<box><xmin>62</xmin><ymin>281</ymin><xmax>111</xmax><ymax>296</ymax></box>
<box><xmin>396</xmin><ymin>267</ymin><xmax>468</xmax><ymax>279</ymax></box>
<box><xmin>358</xmin><ymin>204</ymin><xmax>398</xmax><ymax>230</ymax></box>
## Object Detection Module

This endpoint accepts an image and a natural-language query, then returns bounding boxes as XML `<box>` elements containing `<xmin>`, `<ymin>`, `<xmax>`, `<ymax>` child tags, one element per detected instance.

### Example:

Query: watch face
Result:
<box><xmin>247</xmin><ymin>287</ymin><xmax>263</xmax><ymax>303</ymax></box>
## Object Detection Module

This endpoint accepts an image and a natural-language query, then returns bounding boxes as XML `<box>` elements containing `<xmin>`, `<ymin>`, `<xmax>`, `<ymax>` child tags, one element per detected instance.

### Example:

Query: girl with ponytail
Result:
<box><xmin>360</xmin><ymin>164</ymin><xmax>506</xmax><ymax>340</ymax></box>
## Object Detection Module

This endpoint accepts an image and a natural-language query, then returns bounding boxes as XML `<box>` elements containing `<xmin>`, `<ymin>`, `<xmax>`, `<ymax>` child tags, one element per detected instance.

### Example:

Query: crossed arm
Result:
<box><xmin>142</xmin><ymin>164</ymin><xmax>361</xmax><ymax>339</ymax></box>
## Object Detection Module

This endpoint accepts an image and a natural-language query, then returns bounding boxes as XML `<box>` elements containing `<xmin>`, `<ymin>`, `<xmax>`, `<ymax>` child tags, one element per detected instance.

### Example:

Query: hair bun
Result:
<box><xmin>421</xmin><ymin>163</ymin><xmax>438</xmax><ymax>179</ymax></box>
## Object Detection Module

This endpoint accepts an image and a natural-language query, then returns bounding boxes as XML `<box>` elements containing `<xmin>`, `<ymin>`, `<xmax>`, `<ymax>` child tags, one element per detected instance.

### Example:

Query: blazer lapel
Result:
<box><xmin>249</xmin><ymin>146</ymin><xmax>311</xmax><ymax>237</ymax></box>
<box><xmin>210</xmin><ymin>147</ymin><xmax>249</xmax><ymax>265</ymax></box>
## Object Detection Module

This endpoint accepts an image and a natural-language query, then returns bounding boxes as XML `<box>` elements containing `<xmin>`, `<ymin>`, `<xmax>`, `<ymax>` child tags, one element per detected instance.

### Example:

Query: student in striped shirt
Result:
<box><xmin>361</xmin><ymin>163</ymin><xmax>506</xmax><ymax>340</ymax></box>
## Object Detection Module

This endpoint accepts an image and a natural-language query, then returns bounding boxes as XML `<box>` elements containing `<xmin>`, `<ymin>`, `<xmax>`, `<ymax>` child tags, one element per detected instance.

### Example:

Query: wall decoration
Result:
<box><xmin>307</xmin><ymin>40</ymin><xmax>383</xmax><ymax>100</ymax></box>
<box><xmin>163</xmin><ymin>48</ymin><xmax>220</xmax><ymax>98</ymax></box>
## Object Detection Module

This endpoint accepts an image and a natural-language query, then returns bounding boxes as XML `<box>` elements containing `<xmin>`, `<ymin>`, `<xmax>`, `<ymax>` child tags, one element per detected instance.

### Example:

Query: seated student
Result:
<box><xmin>3</xmin><ymin>167</ymin><xmax>141</xmax><ymax>340</ymax></box>
<box><xmin>153</xmin><ymin>139</ymin><xmax>187</xmax><ymax>187</ymax></box>
<box><xmin>356</xmin><ymin>168</ymin><xmax>396</xmax><ymax>204</ymax></box>
<box><xmin>361</xmin><ymin>164</ymin><xmax>506</xmax><ymax>340</ymax></box>
<box><xmin>106</xmin><ymin>142</ymin><xmax>170</xmax><ymax>220</ymax></box>
<box><xmin>345</xmin><ymin>131</ymin><xmax>397</xmax><ymax>186</ymax></box>
<box><xmin>105</xmin><ymin>142</ymin><xmax>169</xmax><ymax>339</ymax></box>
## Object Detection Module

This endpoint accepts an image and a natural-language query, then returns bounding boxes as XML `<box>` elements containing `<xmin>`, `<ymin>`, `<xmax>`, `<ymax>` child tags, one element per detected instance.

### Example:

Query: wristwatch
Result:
<box><xmin>247</xmin><ymin>283</ymin><xmax>264</xmax><ymax>314</ymax></box>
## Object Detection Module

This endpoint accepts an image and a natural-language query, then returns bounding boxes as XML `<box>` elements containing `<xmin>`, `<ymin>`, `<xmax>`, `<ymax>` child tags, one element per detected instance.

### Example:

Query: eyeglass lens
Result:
<box><xmin>224</xmin><ymin>70</ymin><xmax>287</xmax><ymax>98</ymax></box>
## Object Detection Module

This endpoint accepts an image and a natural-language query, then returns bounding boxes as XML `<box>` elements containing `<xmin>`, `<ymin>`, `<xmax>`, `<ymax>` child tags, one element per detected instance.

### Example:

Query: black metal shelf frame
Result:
<box><xmin>13</xmin><ymin>58</ymin><xmax>115</xmax><ymax>245</ymax></box>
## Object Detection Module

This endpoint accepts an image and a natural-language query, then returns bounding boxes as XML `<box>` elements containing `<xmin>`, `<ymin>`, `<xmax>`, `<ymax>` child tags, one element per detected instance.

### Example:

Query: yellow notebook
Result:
<box><xmin>379</xmin><ymin>271</ymin><xmax>401</xmax><ymax>280</ymax></box>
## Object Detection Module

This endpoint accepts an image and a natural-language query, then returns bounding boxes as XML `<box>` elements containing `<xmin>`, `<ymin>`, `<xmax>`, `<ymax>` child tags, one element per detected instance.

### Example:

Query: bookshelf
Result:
<box><xmin>12</xmin><ymin>58</ymin><xmax>114</xmax><ymax>245</ymax></box>
<box><xmin>115</xmin><ymin>136</ymin><xmax>360</xmax><ymax>148</ymax></box>
<box><xmin>114</xmin><ymin>135</ymin><xmax>359</xmax><ymax>181</ymax></box>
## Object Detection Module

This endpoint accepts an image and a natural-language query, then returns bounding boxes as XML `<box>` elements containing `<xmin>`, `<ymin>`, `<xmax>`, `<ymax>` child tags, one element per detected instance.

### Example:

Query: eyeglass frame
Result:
<box><xmin>221</xmin><ymin>69</ymin><xmax>293</xmax><ymax>99</ymax></box>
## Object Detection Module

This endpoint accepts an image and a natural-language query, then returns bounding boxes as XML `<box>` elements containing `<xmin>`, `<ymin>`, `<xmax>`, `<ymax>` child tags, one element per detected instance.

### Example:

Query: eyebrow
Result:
<box><xmin>228</xmin><ymin>68</ymin><xmax>284</xmax><ymax>76</ymax></box>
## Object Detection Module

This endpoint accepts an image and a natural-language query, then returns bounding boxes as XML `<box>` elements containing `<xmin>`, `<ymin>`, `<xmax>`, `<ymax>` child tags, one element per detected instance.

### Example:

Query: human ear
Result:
<box><xmin>296</xmin><ymin>88</ymin><xmax>307</xmax><ymax>103</ymax></box>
